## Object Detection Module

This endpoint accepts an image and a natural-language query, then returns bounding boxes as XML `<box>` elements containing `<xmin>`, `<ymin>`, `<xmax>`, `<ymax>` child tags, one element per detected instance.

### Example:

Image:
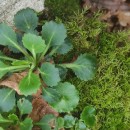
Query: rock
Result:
<box><xmin>0</xmin><ymin>0</ymin><xmax>44</xmax><ymax>26</ymax></box>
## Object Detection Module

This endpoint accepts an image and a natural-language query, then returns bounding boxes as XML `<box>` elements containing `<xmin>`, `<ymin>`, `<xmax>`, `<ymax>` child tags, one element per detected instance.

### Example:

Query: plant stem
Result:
<box><xmin>10</xmin><ymin>68</ymin><xmax>29</xmax><ymax>72</ymax></box>
<box><xmin>31</xmin><ymin>49</ymin><xmax>37</xmax><ymax>68</ymax></box>
<box><xmin>48</xmin><ymin>46</ymin><xmax>60</xmax><ymax>56</ymax></box>
<box><xmin>11</xmin><ymin>41</ymin><xmax>31</xmax><ymax>60</ymax></box>
<box><xmin>16</xmin><ymin>45</ymin><xmax>30</xmax><ymax>59</ymax></box>
<box><xmin>38</xmin><ymin>33</ymin><xmax>54</xmax><ymax>62</ymax></box>
<box><xmin>57</xmin><ymin>63</ymin><xmax>68</xmax><ymax>68</ymax></box>
<box><xmin>0</xmin><ymin>65</ymin><xmax>30</xmax><ymax>72</ymax></box>
<box><xmin>4</xmin><ymin>35</ymin><xmax>32</xmax><ymax>61</ymax></box>
<box><xmin>0</xmin><ymin>56</ymin><xmax>18</xmax><ymax>61</ymax></box>
<box><xmin>38</xmin><ymin>43</ymin><xmax>50</xmax><ymax>62</ymax></box>
<box><xmin>58</xmin><ymin>63</ymin><xmax>77</xmax><ymax>69</ymax></box>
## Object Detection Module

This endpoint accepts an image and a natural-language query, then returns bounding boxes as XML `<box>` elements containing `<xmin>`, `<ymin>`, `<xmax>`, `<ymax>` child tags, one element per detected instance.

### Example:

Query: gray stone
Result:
<box><xmin>0</xmin><ymin>0</ymin><xmax>44</xmax><ymax>26</ymax></box>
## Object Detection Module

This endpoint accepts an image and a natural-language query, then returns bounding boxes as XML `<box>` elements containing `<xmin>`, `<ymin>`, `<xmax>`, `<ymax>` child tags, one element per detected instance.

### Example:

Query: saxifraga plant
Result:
<box><xmin>0</xmin><ymin>8</ymin><xmax>96</xmax><ymax>129</ymax></box>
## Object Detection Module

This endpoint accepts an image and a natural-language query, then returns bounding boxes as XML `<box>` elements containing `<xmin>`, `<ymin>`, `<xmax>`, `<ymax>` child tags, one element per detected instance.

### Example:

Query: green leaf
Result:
<box><xmin>12</xmin><ymin>60</ymin><xmax>31</xmax><ymax>66</ymax></box>
<box><xmin>49</xmin><ymin>82</ymin><xmax>79</xmax><ymax>112</ymax></box>
<box><xmin>75</xmin><ymin>121</ymin><xmax>87</xmax><ymax>130</ymax></box>
<box><xmin>56</xmin><ymin>38</ymin><xmax>73</xmax><ymax>54</ymax></box>
<box><xmin>0</xmin><ymin>114</ymin><xmax>13</xmax><ymax>123</ymax></box>
<box><xmin>17</xmin><ymin>98</ymin><xmax>32</xmax><ymax>115</ymax></box>
<box><xmin>0</xmin><ymin>23</ymin><xmax>29</xmax><ymax>57</ymax></box>
<box><xmin>0</xmin><ymin>23</ymin><xmax>17</xmax><ymax>46</ymax></box>
<box><xmin>8</xmin><ymin>33</ymin><xmax>23</xmax><ymax>53</ymax></box>
<box><xmin>0</xmin><ymin>52</ymin><xmax>18</xmax><ymax>62</ymax></box>
<box><xmin>56</xmin><ymin>117</ymin><xmax>64</xmax><ymax>129</ymax></box>
<box><xmin>8</xmin><ymin>114</ymin><xmax>19</xmax><ymax>122</ymax></box>
<box><xmin>0</xmin><ymin>88</ymin><xmax>16</xmax><ymax>112</ymax></box>
<box><xmin>0</xmin><ymin>51</ymin><xmax>4</xmax><ymax>55</ymax></box>
<box><xmin>0</xmin><ymin>61</ymin><xmax>30</xmax><ymax>78</ymax></box>
<box><xmin>0</xmin><ymin>52</ymin><xmax>19</xmax><ymax>63</ymax></box>
<box><xmin>37</xmin><ymin>114</ymin><xmax>55</xmax><ymax>130</ymax></box>
<box><xmin>22</xmin><ymin>33</ymin><xmax>46</xmax><ymax>54</ymax></box>
<box><xmin>0</xmin><ymin>127</ymin><xmax>4</xmax><ymax>130</ymax></box>
<box><xmin>62</xmin><ymin>54</ymin><xmax>96</xmax><ymax>81</ymax></box>
<box><xmin>64</xmin><ymin>115</ymin><xmax>76</xmax><ymax>128</ymax></box>
<box><xmin>57</xmin><ymin>66</ymin><xmax>68</xmax><ymax>80</ymax></box>
<box><xmin>8</xmin><ymin>46</ymin><xmax>20</xmax><ymax>53</ymax></box>
<box><xmin>0</xmin><ymin>62</ymin><xmax>29</xmax><ymax>78</ymax></box>
<box><xmin>20</xmin><ymin>118</ymin><xmax>33</xmax><ymax>130</ymax></box>
<box><xmin>19</xmin><ymin>72</ymin><xmax>41</xmax><ymax>96</ymax></box>
<box><xmin>26</xmin><ymin>29</ymin><xmax>39</xmax><ymax>35</ymax></box>
<box><xmin>42</xmin><ymin>21</ymin><xmax>67</xmax><ymax>46</ymax></box>
<box><xmin>81</xmin><ymin>106</ymin><xmax>96</xmax><ymax>127</ymax></box>
<box><xmin>42</xmin><ymin>87</ymin><xmax>61</xmax><ymax>104</ymax></box>
<box><xmin>0</xmin><ymin>61</ymin><xmax>9</xmax><ymax>78</ymax></box>
<box><xmin>40</xmin><ymin>62</ymin><xmax>61</xmax><ymax>87</ymax></box>
<box><xmin>14</xmin><ymin>8</ymin><xmax>38</xmax><ymax>32</ymax></box>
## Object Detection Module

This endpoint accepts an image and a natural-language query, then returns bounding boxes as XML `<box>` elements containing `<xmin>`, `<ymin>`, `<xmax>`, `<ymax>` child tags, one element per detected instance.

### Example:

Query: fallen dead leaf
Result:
<box><xmin>0</xmin><ymin>71</ymin><xmax>28</xmax><ymax>94</ymax></box>
<box><xmin>29</xmin><ymin>96</ymin><xmax>59</xmax><ymax>122</ymax></box>
<box><xmin>117</xmin><ymin>11</ymin><xmax>130</xmax><ymax>26</ymax></box>
<box><xmin>82</xmin><ymin>0</ymin><xmax>130</xmax><ymax>28</ymax></box>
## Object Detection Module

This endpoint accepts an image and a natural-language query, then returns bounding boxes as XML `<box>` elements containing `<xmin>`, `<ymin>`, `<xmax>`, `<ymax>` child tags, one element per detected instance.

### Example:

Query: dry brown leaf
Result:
<box><xmin>83</xmin><ymin>0</ymin><xmax>124</xmax><ymax>11</ymax></box>
<box><xmin>82</xmin><ymin>0</ymin><xmax>91</xmax><ymax>8</ymax></box>
<box><xmin>0</xmin><ymin>71</ymin><xmax>27</xmax><ymax>94</ymax></box>
<box><xmin>29</xmin><ymin>96</ymin><xmax>59</xmax><ymax>122</ymax></box>
<box><xmin>32</xmin><ymin>126</ymin><xmax>41</xmax><ymax>130</ymax></box>
<box><xmin>117</xmin><ymin>11</ymin><xmax>130</xmax><ymax>26</ymax></box>
<box><xmin>101</xmin><ymin>11</ymin><xmax>112</xmax><ymax>20</ymax></box>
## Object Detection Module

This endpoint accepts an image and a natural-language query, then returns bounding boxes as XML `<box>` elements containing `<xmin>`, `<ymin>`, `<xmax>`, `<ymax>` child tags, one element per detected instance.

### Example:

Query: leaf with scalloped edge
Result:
<box><xmin>40</xmin><ymin>62</ymin><xmax>61</xmax><ymax>87</ymax></box>
<box><xmin>0</xmin><ymin>88</ymin><xmax>16</xmax><ymax>112</ymax></box>
<box><xmin>37</xmin><ymin>114</ymin><xmax>55</xmax><ymax>130</ymax></box>
<box><xmin>0</xmin><ymin>23</ymin><xmax>27</xmax><ymax>55</ymax></box>
<box><xmin>19</xmin><ymin>72</ymin><xmax>41</xmax><ymax>96</ymax></box>
<box><xmin>56</xmin><ymin>117</ymin><xmax>64</xmax><ymax>129</ymax></box>
<box><xmin>56</xmin><ymin>38</ymin><xmax>73</xmax><ymax>54</ymax></box>
<box><xmin>0</xmin><ymin>114</ymin><xmax>13</xmax><ymax>124</ymax></box>
<box><xmin>0</xmin><ymin>23</ymin><xmax>17</xmax><ymax>46</ymax></box>
<box><xmin>8</xmin><ymin>114</ymin><xmax>19</xmax><ymax>123</ymax></box>
<box><xmin>8</xmin><ymin>33</ymin><xmax>23</xmax><ymax>53</ymax></box>
<box><xmin>17</xmin><ymin>98</ymin><xmax>32</xmax><ymax>115</ymax></box>
<box><xmin>42</xmin><ymin>87</ymin><xmax>61</xmax><ymax>105</ymax></box>
<box><xmin>47</xmin><ymin>82</ymin><xmax>79</xmax><ymax>112</ymax></box>
<box><xmin>14</xmin><ymin>8</ymin><xmax>38</xmax><ymax>32</ymax></box>
<box><xmin>57</xmin><ymin>66</ymin><xmax>68</xmax><ymax>80</ymax></box>
<box><xmin>20</xmin><ymin>118</ymin><xmax>33</xmax><ymax>130</ymax></box>
<box><xmin>64</xmin><ymin>115</ymin><xmax>76</xmax><ymax>128</ymax></box>
<box><xmin>81</xmin><ymin>106</ymin><xmax>96</xmax><ymax>127</ymax></box>
<box><xmin>62</xmin><ymin>54</ymin><xmax>96</xmax><ymax>81</ymax></box>
<box><xmin>22</xmin><ymin>33</ymin><xmax>46</xmax><ymax>55</ymax></box>
<box><xmin>75</xmin><ymin>121</ymin><xmax>87</xmax><ymax>130</ymax></box>
<box><xmin>42</xmin><ymin>21</ymin><xmax>67</xmax><ymax>46</ymax></box>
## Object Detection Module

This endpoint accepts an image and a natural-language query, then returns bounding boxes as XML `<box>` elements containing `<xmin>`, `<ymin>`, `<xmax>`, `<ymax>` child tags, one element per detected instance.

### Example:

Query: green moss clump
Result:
<box><xmin>70</xmin><ymin>30</ymin><xmax>130</xmax><ymax>130</ymax></box>
<box><xmin>45</xmin><ymin>1</ymin><xmax>130</xmax><ymax>129</ymax></box>
<box><xmin>65</xmin><ymin>10</ymin><xmax>106</xmax><ymax>53</ymax></box>
<box><xmin>45</xmin><ymin>0</ymin><xmax>80</xmax><ymax>20</ymax></box>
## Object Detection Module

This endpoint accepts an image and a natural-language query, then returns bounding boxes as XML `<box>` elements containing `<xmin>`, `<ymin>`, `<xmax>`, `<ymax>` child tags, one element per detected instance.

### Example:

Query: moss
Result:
<box><xmin>70</xmin><ymin>30</ymin><xmax>130</xmax><ymax>130</ymax></box>
<box><xmin>45</xmin><ymin>0</ymin><xmax>80</xmax><ymax>20</ymax></box>
<box><xmin>45</xmin><ymin>1</ymin><xmax>130</xmax><ymax>129</ymax></box>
